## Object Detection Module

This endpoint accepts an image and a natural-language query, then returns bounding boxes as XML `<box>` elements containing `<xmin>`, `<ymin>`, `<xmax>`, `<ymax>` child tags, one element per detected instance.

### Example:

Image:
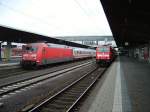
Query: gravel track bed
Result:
<box><xmin>0</xmin><ymin>64</ymin><xmax>19</xmax><ymax>70</ymax></box>
<box><xmin>0</xmin><ymin>59</ymin><xmax>93</xmax><ymax>80</ymax></box>
<box><xmin>0</xmin><ymin>61</ymin><xmax>97</xmax><ymax>112</ymax></box>
<box><xmin>0</xmin><ymin>59</ymin><xmax>94</xmax><ymax>88</ymax></box>
<box><xmin>0</xmin><ymin>68</ymin><xmax>30</xmax><ymax>79</ymax></box>
<box><xmin>29</xmin><ymin>66</ymin><xmax>105</xmax><ymax>112</ymax></box>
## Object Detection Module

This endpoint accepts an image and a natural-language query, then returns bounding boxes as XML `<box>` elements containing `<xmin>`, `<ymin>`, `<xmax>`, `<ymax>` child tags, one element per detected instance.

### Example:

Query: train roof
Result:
<box><xmin>97</xmin><ymin>45</ymin><xmax>113</xmax><ymax>48</ymax></box>
<box><xmin>24</xmin><ymin>42</ymin><xmax>95</xmax><ymax>50</ymax></box>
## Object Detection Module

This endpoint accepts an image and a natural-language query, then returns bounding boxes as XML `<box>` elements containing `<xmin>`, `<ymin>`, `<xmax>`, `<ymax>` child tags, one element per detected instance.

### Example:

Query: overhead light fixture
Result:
<box><xmin>125</xmin><ymin>42</ymin><xmax>129</xmax><ymax>46</ymax></box>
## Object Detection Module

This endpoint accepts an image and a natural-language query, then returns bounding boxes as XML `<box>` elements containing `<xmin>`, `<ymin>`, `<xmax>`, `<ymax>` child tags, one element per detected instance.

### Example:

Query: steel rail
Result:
<box><xmin>27</xmin><ymin>67</ymin><xmax>106</xmax><ymax>112</ymax></box>
<box><xmin>0</xmin><ymin>61</ymin><xmax>93</xmax><ymax>99</ymax></box>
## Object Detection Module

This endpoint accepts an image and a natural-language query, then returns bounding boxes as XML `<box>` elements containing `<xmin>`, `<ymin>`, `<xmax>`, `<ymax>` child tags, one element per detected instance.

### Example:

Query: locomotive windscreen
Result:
<box><xmin>23</xmin><ymin>46</ymin><xmax>38</xmax><ymax>52</ymax></box>
<box><xmin>98</xmin><ymin>47</ymin><xmax>109</xmax><ymax>52</ymax></box>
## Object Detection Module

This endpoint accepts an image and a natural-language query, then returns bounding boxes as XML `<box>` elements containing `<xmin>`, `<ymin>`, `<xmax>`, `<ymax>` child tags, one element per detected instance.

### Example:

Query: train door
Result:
<box><xmin>42</xmin><ymin>47</ymin><xmax>47</xmax><ymax>64</ymax></box>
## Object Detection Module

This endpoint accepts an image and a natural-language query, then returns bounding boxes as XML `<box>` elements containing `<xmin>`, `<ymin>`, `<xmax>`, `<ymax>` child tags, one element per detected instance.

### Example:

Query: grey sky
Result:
<box><xmin>0</xmin><ymin>0</ymin><xmax>112</xmax><ymax>37</ymax></box>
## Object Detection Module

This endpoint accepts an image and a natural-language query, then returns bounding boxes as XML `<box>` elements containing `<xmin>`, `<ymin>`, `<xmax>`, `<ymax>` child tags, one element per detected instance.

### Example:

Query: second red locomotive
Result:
<box><xmin>96</xmin><ymin>45</ymin><xmax>116</xmax><ymax>66</ymax></box>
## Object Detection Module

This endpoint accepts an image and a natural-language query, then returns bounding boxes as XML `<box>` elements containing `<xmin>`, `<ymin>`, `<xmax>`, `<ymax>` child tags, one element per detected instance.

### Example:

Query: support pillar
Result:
<box><xmin>0</xmin><ymin>42</ymin><xmax>1</xmax><ymax>61</ymax></box>
<box><xmin>82</xmin><ymin>41</ymin><xmax>84</xmax><ymax>44</ymax></box>
<box><xmin>4</xmin><ymin>42</ymin><xmax>11</xmax><ymax>62</ymax></box>
<box><xmin>148</xmin><ymin>41</ymin><xmax>150</xmax><ymax>63</ymax></box>
<box><xmin>96</xmin><ymin>40</ymin><xmax>98</xmax><ymax>45</ymax></box>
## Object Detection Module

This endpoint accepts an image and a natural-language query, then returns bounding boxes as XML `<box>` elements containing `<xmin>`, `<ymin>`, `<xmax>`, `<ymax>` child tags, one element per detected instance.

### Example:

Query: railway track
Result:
<box><xmin>0</xmin><ymin>59</ymin><xmax>93</xmax><ymax>80</ymax></box>
<box><xmin>0</xmin><ymin>68</ymin><xmax>29</xmax><ymax>79</ymax></box>
<box><xmin>0</xmin><ymin>61</ymin><xmax>94</xmax><ymax>104</ymax></box>
<box><xmin>0</xmin><ymin>59</ymin><xmax>94</xmax><ymax>86</ymax></box>
<box><xmin>0</xmin><ymin>64</ymin><xmax>20</xmax><ymax>70</ymax></box>
<box><xmin>26</xmin><ymin>66</ymin><xmax>106</xmax><ymax>112</ymax></box>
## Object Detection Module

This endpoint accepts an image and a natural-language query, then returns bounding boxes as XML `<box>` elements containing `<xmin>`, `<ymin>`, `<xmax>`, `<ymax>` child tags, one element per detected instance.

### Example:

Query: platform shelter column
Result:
<box><xmin>96</xmin><ymin>40</ymin><xmax>98</xmax><ymax>45</ymax></box>
<box><xmin>0</xmin><ymin>42</ymin><xmax>1</xmax><ymax>61</ymax></box>
<box><xmin>4</xmin><ymin>42</ymin><xmax>12</xmax><ymax>62</ymax></box>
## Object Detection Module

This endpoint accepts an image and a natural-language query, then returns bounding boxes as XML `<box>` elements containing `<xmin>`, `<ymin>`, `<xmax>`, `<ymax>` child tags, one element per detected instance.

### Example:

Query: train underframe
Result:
<box><xmin>21</xmin><ymin>57</ymin><xmax>94</xmax><ymax>69</ymax></box>
<box><xmin>96</xmin><ymin>59</ymin><xmax>112</xmax><ymax>67</ymax></box>
<box><xmin>21</xmin><ymin>60</ymin><xmax>37</xmax><ymax>69</ymax></box>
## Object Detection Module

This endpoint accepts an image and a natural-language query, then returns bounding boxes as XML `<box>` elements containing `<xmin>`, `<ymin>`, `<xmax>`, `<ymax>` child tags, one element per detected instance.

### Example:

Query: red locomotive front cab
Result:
<box><xmin>21</xmin><ymin>43</ymin><xmax>46</xmax><ymax>67</ymax></box>
<box><xmin>21</xmin><ymin>43</ymin><xmax>74</xmax><ymax>68</ymax></box>
<box><xmin>96</xmin><ymin>46</ymin><xmax>113</xmax><ymax>64</ymax></box>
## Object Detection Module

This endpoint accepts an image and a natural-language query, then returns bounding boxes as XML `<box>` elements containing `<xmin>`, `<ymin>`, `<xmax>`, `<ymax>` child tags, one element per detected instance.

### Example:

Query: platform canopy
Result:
<box><xmin>55</xmin><ymin>36</ymin><xmax>114</xmax><ymax>41</ymax></box>
<box><xmin>100</xmin><ymin>0</ymin><xmax>150</xmax><ymax>47</ymax></box>
<box><xmin>0</xmin><ymin>25</ymin><xmax>93</xmax><ymax>48</ymax></box>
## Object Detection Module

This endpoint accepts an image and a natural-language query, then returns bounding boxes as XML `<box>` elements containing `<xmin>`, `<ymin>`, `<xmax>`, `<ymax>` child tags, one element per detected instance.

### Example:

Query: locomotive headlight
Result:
<box><xmin>23</xmin><ymin>54</ymin><xmax>28</xmax><ymax>60</ymax></box>
<box><xmin>23</xmin><ymin>54</ymin><xmax>28</xmax><ymax>57</ymax></box>
<box><xmin>31</xmin><ymin>54</ymin><xmax>37</xmax><ymax>59</ymax></box>
<box><xmin>104</xmin><ymin>54</ymin><xmax>109</xmax><ymax>57</ymax></box>
<box><xmin>98</xmin><ymin>54</ymin><xmax>102</xmax><ymax>57</ymax></box>
<box><xmin>23</xmin><ymin>57</ymin><xmax>25</xmax><ymax>60</ymax></box>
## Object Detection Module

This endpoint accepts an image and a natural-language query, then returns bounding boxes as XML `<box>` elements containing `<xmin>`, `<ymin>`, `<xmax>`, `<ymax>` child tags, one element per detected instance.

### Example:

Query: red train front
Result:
<box><xmin>21</xmin><ymin>43</ymin><xmax>73</xmax><ymax>68</ymax></box>
<box><xmin>96</xmin><ymin>45</ymin><xmax>116</xmax><ymax>65</ymax></box>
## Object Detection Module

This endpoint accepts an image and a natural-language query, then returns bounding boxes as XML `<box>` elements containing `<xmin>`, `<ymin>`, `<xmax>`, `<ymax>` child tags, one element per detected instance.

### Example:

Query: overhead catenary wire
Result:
<box><xmin>0</xmin><ymin>1</ymin><xmax>61</xmax><ymax>32</ymax></box>
<box><xmin>73</xmin><ymin>0</ymin><xmax>106</xmax><ymax>35</ymax></box>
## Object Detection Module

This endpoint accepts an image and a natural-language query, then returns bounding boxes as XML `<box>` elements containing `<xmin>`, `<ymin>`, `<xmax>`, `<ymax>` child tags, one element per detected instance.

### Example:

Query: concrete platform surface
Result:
<box><xmin>0</xmin><ymin>63</ymin><xmax>19</xmax><ymax>67</ymax></box>
<box><xmin>120</xmin><ymin>56</ymin><xmax>150</xmax><ymax>112</ymax></box>
<box><xmin>78</xmin><ymin>56</ymin><xmax>150</xmax><ymax>112</ymax></box>
<box><xmin>0</xmin><ymin>60</ymin><xmax>19</xmax><ymax>67</ymax></box>
<box><xmin>78</xmin><ymin>58</ymin><xmax>118</xmax><ymax>112</ymax></box>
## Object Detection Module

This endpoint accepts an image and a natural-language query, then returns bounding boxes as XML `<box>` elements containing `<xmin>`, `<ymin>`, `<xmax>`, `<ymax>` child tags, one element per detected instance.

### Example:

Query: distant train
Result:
<box><xmin>1</xmin><ymin>47</ymin><xmax>22</xmax><ymax>59</ymax></box>
<box><xmin>21</xmin><ymin>42</ymin><xmax>95</xmax><ymax>68</ymax></box>
<box><xmin>96</xmin><ymin>45</ymin><xmax>116</xmax><ymax>66</ymax></box>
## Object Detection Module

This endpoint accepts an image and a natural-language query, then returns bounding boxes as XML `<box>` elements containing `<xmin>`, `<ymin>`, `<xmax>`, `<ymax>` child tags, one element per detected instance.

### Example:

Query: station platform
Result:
<box><xmin>0</xmin><ymin>59</ymin><xmax>20</xmax><ymax>67</ymax></box>
<box><xmin>79</xmin><ymin>56</ymin><xmax>150</xmax><ymax>112</ymax></box>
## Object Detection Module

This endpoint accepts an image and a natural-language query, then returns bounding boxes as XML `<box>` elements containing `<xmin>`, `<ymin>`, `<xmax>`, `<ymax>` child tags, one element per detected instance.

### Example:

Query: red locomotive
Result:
<box><xmin>96</xmin><ymin>45</ymin><xmax>116</xmax><ymax>65</ymax></box>
<box><xmin>21</xmin><ymin>42</ymin><xmax>95</xmax><ymax>68</ymax></box>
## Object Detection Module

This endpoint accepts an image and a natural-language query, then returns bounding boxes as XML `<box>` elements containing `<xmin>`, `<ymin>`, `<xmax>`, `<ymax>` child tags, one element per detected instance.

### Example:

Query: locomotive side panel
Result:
<box><xmin>41</xmin><ymin>47</ymin><xmax>73</xmax><ymax>65</ymax></box>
